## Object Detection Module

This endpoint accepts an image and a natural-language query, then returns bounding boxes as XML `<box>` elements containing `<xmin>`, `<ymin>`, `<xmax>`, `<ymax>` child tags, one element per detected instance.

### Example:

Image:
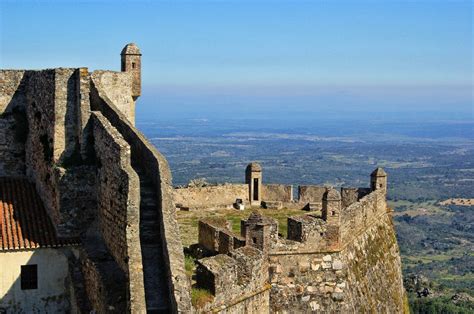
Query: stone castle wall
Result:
<box><xmin>0</xmin><ymin>70</ymin><xmax>27</xmax><ymax>176</ymax></box>
<box><xmin>262</xmin><ymin>184</ymin><xmax>293</xmax><ymax>202</ymax></box>
<box><xmin>174</xmin><ymin>184</ymin><xmax>249</xmax><ymax>210</ymax></box>
<box><xmin>92</xmin><ymin>112</ymin><xmax>140</xmax><ymax>272</ymax></box>
<box><xmin>90</xmin><ymin>78</ymin><xmax>192</xmax><ymax>312</ymax></box>
<box><xmin>0</xmin><ymin>64</ymin><xmax>192</xmax><ymax>312</ymax></box>
<box><xmin>91</xmin><ymin>71</ymin><xmax>135</xmax><ymax>124</ymax></box>
<box><xmin>193</xmin><ymin>186</ymin><xmax>404</xmax><ymax>313</ymax></box>
<box><xmin>92</xmin><ymin>111</ymin><xmax>146</xmax><ymax>311</ymax></box>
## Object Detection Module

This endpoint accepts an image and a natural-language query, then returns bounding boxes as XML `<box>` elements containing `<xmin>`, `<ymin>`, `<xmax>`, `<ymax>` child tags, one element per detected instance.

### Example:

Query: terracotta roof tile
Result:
<box><xmin>0</xmin><ymin>177</ymin><xmax>80</xmax><ymax>251</ymax></box>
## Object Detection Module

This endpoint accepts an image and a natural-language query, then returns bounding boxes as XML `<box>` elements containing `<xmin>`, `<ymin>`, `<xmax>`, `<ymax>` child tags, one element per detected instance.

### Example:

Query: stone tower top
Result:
<box><xmin>246</xmin><ymin>162</ymin><xmax>262</xmax><ymax>173</ymax></box>
<box><xmin>371</xmin><ymin>167</ymin><xmax>387</xmax><ymax>177</ymax></box>
<box><xmin>371</xmin><ymin>167</ymin><xmax>388</xmax><ymax>194</ymax></box>
<box><xmin>121</xmin><ymin>43</ymin><xmax>141</xmax><ymax>99</ymax></box>
<box><xmin>121</xmin><ymin>43</ymin><xmax>141</xmax><ymax>56</ymax></box>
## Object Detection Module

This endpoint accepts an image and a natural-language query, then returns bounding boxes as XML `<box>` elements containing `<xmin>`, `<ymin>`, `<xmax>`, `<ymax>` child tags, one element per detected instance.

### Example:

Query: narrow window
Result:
<box><xmin>21</xmin><ymin>265</ymin><xmax>38</xmax><ymax>290</ymax></box>
<box><xmin>132</xmin><ymin>62</ymin><xmax>136</xmax><ymax>69</ymax></box>
<box><xmin>252</xmin><ymin>237</ymin><xmax>257</xmax><ymax>244</ymax></box>
<box><xmin>332</xmin><ymin>211</ymin><xmax>336</xmax><ymax>216</ymax></box>
<box><xmin>253</xmin><ymin>178</ymin><xmax>259</xmax><ymax>201</ymax></box>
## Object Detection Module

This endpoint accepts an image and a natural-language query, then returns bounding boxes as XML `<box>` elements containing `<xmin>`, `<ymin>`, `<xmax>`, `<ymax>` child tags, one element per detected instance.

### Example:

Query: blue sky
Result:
<box><xmin>1</xmin><ymin>0</ymin><xmax>472</xmax><ymax>116</ymax></box>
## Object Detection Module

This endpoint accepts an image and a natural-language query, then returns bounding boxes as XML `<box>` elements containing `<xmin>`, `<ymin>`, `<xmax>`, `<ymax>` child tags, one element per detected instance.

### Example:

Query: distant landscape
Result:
<box><xmin>138</xmin><ymin>111</ymin><xmax>474</xmax><ymax>312</ymax></box>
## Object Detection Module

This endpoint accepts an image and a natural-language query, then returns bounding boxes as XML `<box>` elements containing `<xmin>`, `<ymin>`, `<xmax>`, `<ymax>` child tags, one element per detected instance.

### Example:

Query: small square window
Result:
<box><xmin>21</xmin><ymin>265</ymin><xmax>38</xmax><ymax>290</ymax></box>
<box><xmin>332</xmin><ymin>211</ymin><xmax>336</xmax><ymax>216</ymax></box>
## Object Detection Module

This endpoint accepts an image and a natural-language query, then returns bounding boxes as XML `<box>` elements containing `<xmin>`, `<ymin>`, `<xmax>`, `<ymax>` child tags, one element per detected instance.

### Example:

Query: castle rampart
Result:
<box><xmin>0</xmin><ymin>44</ymin><xmax>192</xmax><ymax>312</ymax></box>
<box><xmin>192</xmin><ymin>168</ymin><xmax>399</xmax><ymax>312</ymax></box>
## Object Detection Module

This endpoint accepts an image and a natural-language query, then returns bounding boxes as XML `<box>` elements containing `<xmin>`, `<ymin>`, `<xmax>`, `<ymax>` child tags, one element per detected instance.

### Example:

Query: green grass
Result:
<box><xmin>191</xmin><ymin>288</ymin><xmax>214</xmax><ymax>308</ymax></box>
<box><xmin>184</xmin><ymin>254</ymin><xmax>195</xmax><ymax>278</ymax></box>
<box><xmin>177</xmin><ymin>206</ymin><xmax>306</xmax><ymax>247</ymax></box>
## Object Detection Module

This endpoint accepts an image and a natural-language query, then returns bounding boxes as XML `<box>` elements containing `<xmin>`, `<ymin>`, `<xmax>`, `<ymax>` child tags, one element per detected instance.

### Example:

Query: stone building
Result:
<box><xmin>0</xmin><ymin>43</ymin><xmax>407</xmax><ymax>313</ymax></box>
<box><xmin>0</xmin><ymin>43</ymin><xmax>190</xmax><ymax>313</ymax></box>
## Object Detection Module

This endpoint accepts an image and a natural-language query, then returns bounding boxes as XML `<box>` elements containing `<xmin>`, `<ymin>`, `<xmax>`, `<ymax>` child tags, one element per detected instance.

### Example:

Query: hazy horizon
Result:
<box><xmin>2</xmin><ymin>0</ymin><xmax>472</xmax><ymax>119</ymax></box>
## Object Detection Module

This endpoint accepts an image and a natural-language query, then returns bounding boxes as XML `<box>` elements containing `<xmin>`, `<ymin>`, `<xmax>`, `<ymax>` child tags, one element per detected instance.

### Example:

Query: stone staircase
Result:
<box><xmin>135</xmin><ymin>168</ymin><xmax>171</xmax><ymax>313</ymax></box>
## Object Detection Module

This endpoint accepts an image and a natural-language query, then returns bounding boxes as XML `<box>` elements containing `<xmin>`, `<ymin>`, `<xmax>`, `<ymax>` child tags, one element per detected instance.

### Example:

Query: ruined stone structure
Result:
<box><xmin>0</xmin><ymin>43</ymin><xmax>407</xmax><ymax>313</ymax></box>
<box><xmin>194</xmin><ymin>170</ymin><xmax>408</xmax><ymax>313</ymax></box>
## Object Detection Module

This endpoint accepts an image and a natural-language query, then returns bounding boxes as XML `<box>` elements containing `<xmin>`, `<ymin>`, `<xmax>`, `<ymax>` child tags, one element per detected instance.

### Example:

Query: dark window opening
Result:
<box><xmin>21</xmin><ymin>265</ymin><xmax>38</xmax><ymax>290</ymax></box>
<box><xmin>379</xmin><ymin>183</ymin><xmax>383</xmax><ymax>188</ymax></box>
<box><xmin>132</xmin><ymin>62</ymin><xmax>136</xmax><ymax>69</ymax></box>
<box><xmin>253</xmin><ymin>178</ymin><xmax>259</xmax><ymax>201</ymax></box>
<box><xmin>320</xmin><ymin>232</ymin><xmax>324</xmax><ymax>236</ymax></box>
<box><xmin>332</xmin><ymin>211</ymin><xmax>336</xmax><ymax>216</ymax></box>
<box><xmin>252</xmin><ymin>237</ymin><xmax>257</xmax><ymax>244</ymax></box>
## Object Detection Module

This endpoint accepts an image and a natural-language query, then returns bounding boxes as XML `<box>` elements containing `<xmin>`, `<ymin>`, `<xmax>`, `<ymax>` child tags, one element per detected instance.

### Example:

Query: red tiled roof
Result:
<box><xmin>0</xmin><ymin>177</ymin><xmax>80</xmax><ymax>251</ymax></box>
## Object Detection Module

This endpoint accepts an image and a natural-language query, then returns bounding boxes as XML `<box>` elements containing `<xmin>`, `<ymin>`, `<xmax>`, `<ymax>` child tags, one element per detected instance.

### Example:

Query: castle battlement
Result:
<box><xmin>193</xmin><ymin>172</ymin><xmax>394</xmax><ymax>312</ymax></box>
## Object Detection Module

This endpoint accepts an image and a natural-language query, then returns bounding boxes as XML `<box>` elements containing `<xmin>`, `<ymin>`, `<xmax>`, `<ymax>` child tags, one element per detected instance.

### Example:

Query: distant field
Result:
<box><xmin>439</xmin><ymin>198</ymin><xmax>474</xmax><ymax>206</ymax></box>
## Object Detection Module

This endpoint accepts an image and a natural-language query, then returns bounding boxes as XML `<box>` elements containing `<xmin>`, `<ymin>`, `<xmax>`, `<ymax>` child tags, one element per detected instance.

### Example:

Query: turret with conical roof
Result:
<box><xmin>121</xmin><ymin>43</ymin><xmax>142</xmax><ymax>99</ymax></box>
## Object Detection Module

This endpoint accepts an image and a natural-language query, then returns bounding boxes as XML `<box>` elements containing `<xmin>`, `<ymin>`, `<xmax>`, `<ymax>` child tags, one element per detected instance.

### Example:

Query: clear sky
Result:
<box><xmin>1</xmin><ymin>0</ymin><xmax>472</xmax><ymax>117</ymax></box>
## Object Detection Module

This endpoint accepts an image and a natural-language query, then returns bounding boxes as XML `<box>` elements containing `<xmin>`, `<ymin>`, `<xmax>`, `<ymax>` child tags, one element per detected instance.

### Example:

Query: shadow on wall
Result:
<box><xmin>0</xmin><ymin>71</ymin><xmax>29</xmax><ymax>177</ymax></box>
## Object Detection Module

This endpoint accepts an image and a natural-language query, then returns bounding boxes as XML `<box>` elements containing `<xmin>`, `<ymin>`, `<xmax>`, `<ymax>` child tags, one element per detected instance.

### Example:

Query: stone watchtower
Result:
<box><xmin>322</xmin><ymin>188</ymin><xmax>342</xmax><ymax>247</ymax></box>
<box><xmin>371</xmin><ymin>167</ymin><xmax>387</xmax><ymax>194</ymax></box>
<box><xmin>246</xmin><ymin>163</ymin><xmax>262</xmax><ymax>206</ymax></box>
<box><xmin>121</xmin><ymin>43</ymin><xmax>142</xmax><ymax>100</ymax></box>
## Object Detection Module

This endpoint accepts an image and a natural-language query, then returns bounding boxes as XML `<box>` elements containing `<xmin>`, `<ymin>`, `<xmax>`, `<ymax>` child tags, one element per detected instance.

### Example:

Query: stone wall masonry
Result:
<box><xmin>24</xmin><ymin>69</ymin><xmax>60</xmax><ymax>224</ymax></box>
<box><xmin>0</xmin><ymin>71</ymin><xmax>27</xmax><ymax>176</ymax></box>
<box><xmin>174</xmin><ymin>184</ymin><xmax>249</xmax><ymax>210</ymax></box>
<box><xmin>340</xmin><ymin>189</ymin><xmax>388</xmax><ymax>246</ymax></box>
<box><xmin>92</xmin><ymin>112</ymin><xmax>139</xmax><ymax>272</ymax></box>
<box><xmin>91</xmin><ymin>70</ymin><xmax>135</xmax><ymax>124</ymax></box>
<box><xmin>207</xmin><ymin>288</ymin><xmax>270</xmax><ymax>314</ymax></box>
<box><xmin>341</xmin><ymin>212</ymin><xmax>406</xmax><ymax>312</ymax></box>
<box><xmin>90</xmin><ymin>78</ymin><xmax>192</xmax><ymax>312</ymax></box>
<box><xmin>341</xmin><ymin>187</ymin><xmax>371</xmax><ymax>208</ymax></box>
<box><xmin>0</xmin><ymin>70</ymin><xmax>26</xmax><ymax>112</ymax></box>
<box><xmin>197</xmin><ymin>247</ymin><xmax>268</xmax><ymax>311</ymax></box>
<box><xmin>80</xmin><ymin>248</ymin><xmax>127</xmax><ymax>313</ymax></box>
<box><xmin>262</xmin><ymin>184</ymin><xmax>293</xmax><ymax>202</ymax></box>
<box><xmin>298</xmin><ymin>185</ymin><xmax>327</xmax><ymax>209</ymax></box>
<box><xmin>269</xmin><ymin>252</ymin><xmax>348</xmax><ymax>312</ymax></box>
<box><xmin>91</xmin><ymin>111</ymin><xmax>146</xmax><ymax>312</ymax></box>
<box><xmin>0</xmin><ymin>114</ymin><xmax>26</xmax><ymax>176</ymax></box>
